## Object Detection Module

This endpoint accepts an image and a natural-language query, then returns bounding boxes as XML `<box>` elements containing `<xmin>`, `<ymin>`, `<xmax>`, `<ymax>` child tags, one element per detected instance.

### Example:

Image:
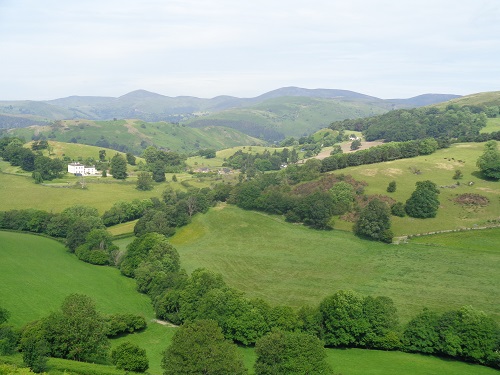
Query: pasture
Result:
<box><xmin>0</xmin><ymin>231</ymin><xmax>154</xmax><ymax>326</ymax></box>
<box><xmin>1</xmin><ymin>229</ymin><xmax>498</xmax><ymax>374</ymax></box>
<box><xmin>332</xmin><ymin>142</ymin><xmax>500</xmax><ymax>235</ymax></box>
<box><xmin>170</xmin><ymin>204</ymin><xmax>500</xmax><ymax>323</ymax></box>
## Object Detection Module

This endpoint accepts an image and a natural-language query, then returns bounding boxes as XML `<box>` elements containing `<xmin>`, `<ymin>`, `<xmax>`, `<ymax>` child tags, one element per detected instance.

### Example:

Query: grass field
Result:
<box><xmin>170</xmin><ymin>204</ymin><xmax>500</xmax><ymax>324</ymax></box>
<box><xmin>2</xmin><ymin>231</ymin><xmax>498</xmax><ymax>375</ymax></box>
<box><xmin>481</xmin><ymin>117</ymin><xmax>500</xmax><ymax>133</ymax></box>
<box><xmin>0</xmin><ymin>231</ymin><xmax>154</xmax><ymax>326</ymax></box>
<box><xmin>332</xmin><ymin>142</ymin><xmax>500</xmax><ymax>235</ymax></box>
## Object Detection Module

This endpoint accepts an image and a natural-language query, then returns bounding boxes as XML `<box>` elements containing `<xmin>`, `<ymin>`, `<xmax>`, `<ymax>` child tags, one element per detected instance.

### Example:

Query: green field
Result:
<box><xmin>2</xmin><ymin>229</ymin><xmax>498</xmax><ymax>374</ymax></box>
<box><xmin>481</xmin><ymin>117</ymin><xmax>500</xmax><ymax>133</ymax></box>
<box><xmin>331</xmin><ymin>142</ymin><xmax>500</xmax><ymax>235</ymax></box>
<box><xmin>170</xmin><ymin>204</ymin><xmax>500</xmax><ymax>324</ymax></box>
<box><xmin>0</xmin><ymin>231</ymin><xmax>154</xmax><ymax>326</ymax></box>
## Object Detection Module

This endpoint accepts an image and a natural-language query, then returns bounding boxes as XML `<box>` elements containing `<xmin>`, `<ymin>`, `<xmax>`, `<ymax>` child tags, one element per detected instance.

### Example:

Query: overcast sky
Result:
<box><xmin>1</xmin><ymin>0</ymin><xmax>499</xmax><ymax>100</ymax></box>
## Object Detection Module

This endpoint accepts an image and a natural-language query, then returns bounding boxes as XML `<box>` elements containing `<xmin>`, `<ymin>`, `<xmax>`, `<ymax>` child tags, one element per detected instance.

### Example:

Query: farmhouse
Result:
<box><xmin>68</xmin><ymin>162</ymin><xmax>97</xmax><ymax>175</ymax></box>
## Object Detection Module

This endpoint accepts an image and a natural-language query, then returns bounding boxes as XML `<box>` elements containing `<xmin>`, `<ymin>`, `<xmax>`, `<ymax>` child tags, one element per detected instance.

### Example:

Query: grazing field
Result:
<box><xmin>324</xmin><ymin>348</ymin><xmax>499</xmax><ymax>375</ymax></box>
<box><xmin>2</xmin><ymin>229</ymin><xmax>498</xmax><ymax>375</ymax></box>
<box><xmin>333</xmin><ymin>142</ymin><xmax>500</xmax><ymax>235</ymax></box>
<box><xmin>481</xmin><ymin>117</ymin><xmax>500</xmax><ymax>133</ymax></box>
<box><xmin>0</xmin><ymin>166</ymin><xmax>164</xmax><ymax>213</ymax></box>
<box><xmin>0</xmin><ymin>231</ymin><xmax>154</xmax><ymax>326</ymax></box>
<box><xmin>170</xmin><ymin>205</ymin><xmax>500</xmax><ymax>323</ymax></box>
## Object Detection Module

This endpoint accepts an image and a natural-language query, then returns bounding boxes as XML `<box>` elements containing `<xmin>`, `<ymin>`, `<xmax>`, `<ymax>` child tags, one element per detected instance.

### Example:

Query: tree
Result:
<box><xmin>43</xmin><ymin>294</ymin><xmax>109</xmax><ymax>362</ymax></box>
<box><xmin>254</xmin><ymin>330</ymin><xmax>333</xmax><ymax>375</ymax></box>
<box><xmin>476</xmin><ymin>140</ymin><xmax>500</xmax><ymax>179</ymax></box>
<box><xmin>0</xmin><ymin>307</ymin><xmax>9</xmax><ymax>325</ymax></box>
<box><xmin>350</xmin><ymin>139</ymin><xmax>361</xmax><ymax>150</ymax></box>
<box><xmin>353</xmin><ymin>199</ymin><xmax>393</xmax><ymax>242</ymax></box>
<box><xmin>162</xmin><ymin>320</ymin><xmax>247</xmax><ymax>375</ymax></box>
<box><xmin>387</xmin><ymin>181</ymin><xmax>396</xmax><ymax>193</ymax></box>
<box><xmin>98</xmin><ymin>149</ymin><xmax>106</xmax><ymax>161</ymax></box>
<box><xmin>405</xmin><ymin>180</ymin><xmax>440</xmax><ymax>218</ymax></box>
<box><xmin>319</xmin><ymin>290</ymin><xmax>368</xmax><ymax>347</ymax></box>
<box><xmin>136</xmin><ymin>172</ymin><xmax>153</xmax><ymax>191</ymax></box>
<box><xmin>111</xmin><ymin>341</ymin><xmax>149</xmax><ymax>372</ymax></box>
<box><xmin>19</xmin><ymin>321</ymin><xmax>49</xmax><ymax>373</ymax></box>
<box><xmin>330</xmin><ymin>181</ymin><xmax>355</xmax><ymax>215</ymax></box>
<box><xmin>126</xmin><ymin>152</ymin><xmax>136</xmax><ymax>165</ymax></box>
<box><xmin>110</xmin><ymin>153</ymin><xmax>128</xmax><ymax>179</ymax></box>
<box><xmin>152</xmin><ymin>161</ymin><xmax>166</xmax><ymax>182</ymax></box>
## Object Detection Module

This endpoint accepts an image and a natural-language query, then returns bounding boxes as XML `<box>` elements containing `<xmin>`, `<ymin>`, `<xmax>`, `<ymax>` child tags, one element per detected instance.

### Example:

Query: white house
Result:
<box><xmin>68</xmin><ymin>162</ymin><xmax>97</xmax><ymax>175</ymax></box>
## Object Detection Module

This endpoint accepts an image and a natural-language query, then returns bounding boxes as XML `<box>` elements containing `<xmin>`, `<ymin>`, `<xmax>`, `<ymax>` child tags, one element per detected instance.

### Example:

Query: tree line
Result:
<box><xmin>0</xmin><ymin>137</ymin><xmax>65</xmax><ymax>183</ymax></box>
<box><xmin>0</xmin><ymin>295</ymin><xmax>149</xmax><ymax>373</ymax></box>
<box><xmin>329</xmin><ymin>105</ymin><xmax>488</xmax><ymax>142</ymax></box>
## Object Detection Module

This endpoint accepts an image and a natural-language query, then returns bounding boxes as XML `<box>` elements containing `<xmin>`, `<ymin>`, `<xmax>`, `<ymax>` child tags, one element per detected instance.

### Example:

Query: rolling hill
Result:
<box><xmin>4</xmin><ymin>119</ymin><xmax>265</xmax><ymax>154</ymax></box>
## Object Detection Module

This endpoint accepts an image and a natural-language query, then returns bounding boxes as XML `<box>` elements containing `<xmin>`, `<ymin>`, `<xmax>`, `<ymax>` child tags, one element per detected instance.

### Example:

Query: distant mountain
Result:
<box><xmin>254</xmin><ymin>87</ymin><xmax>383</xmax><ymax>102</ymax></box>
<box><xmin>387</xmin><ymin>94</ymin><xmax>462</xmax><ymax>107</ymax></box>
<box><xmin>0</xmin><ymin>87</ymin><xmax>462</xmax><ymax>141</ymax></box>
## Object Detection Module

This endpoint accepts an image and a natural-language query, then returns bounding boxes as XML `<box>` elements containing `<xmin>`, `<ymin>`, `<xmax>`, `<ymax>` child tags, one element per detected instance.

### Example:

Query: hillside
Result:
<box><xmin>434</xmin><ymin>91</ymin><xmax>500</xmax><ymax>108</ymax></box>
<box><xmin>184</xmin><ymin>96</ymin><xmax>390</xmax><ymax>140</ymax></box>
<box><xmin>0</xmin><ymin>88</ymin><xmax>460</xmax><ymax>141</ymax></box>
<box><xmin>5</xmin><ymin>119</ymin><xmax>265</xmax><ymax>154</ymax></box>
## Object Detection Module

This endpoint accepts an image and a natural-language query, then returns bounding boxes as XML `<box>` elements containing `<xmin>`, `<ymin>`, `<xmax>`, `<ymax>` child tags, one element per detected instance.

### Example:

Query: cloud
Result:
<box><xmin>0</xmin><ymin>0</ymin><xmax>499</xmax><ymax>99</ymax></box>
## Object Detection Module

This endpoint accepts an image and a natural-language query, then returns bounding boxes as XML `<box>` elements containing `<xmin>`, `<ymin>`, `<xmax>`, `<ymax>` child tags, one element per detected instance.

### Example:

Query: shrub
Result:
<box><xmin>111</xmin><ymin>342</ymin><xmax>149</xmax><ymax>372</ymax></box>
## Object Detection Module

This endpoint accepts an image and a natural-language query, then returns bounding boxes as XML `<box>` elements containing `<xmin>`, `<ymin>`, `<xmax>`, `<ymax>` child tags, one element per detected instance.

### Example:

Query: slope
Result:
<box><xmin>5</xmin><ymin>119</ymin><xmax>265</xmax><ymax>154</ymax></box>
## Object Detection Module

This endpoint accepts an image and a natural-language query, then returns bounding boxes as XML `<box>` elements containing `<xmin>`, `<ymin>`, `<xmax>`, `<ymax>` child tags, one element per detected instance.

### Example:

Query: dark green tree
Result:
<box><xmin>43</xmin><ymin>294</ymin><xmax>109</xmax><ymax>362</ymax></box>
<box><xmin>110</xmin><ymin>153</ymin><xmax>128</xmax><ymax>179</ymax></box>
<box><xmin>353</xmin><ymin>199</ymin><xmax>393</xmax><ymax>242</ymax></box>
<box><xmin>126</xmin><ymin>152</ymin><xmax>136</xmax><ymax>165</ymax></box>
<box><xmin>402</xmin><ymin>309</ymin><xmax>440</xmax><ymax>354</ymax></box>
<box><xmin>254</xmin><ymin>330</ymin><xmax>333</xmax><ymax>375</ymax></box>
<box><xmin>390</xmin><ymin>202</ymin><xmax>406</xmax><ymax>217</ymax></box>
<box><xmin>19</xmin><ymin>321</ymin><xmax>49</xmax><ymax>373</ymax></box>
<box><xmin>111</xmin><ymin>341</ymin><xmax>149</xmax><ymax>372</ymax></box>
<box><xmin>405</xmin><ymin>180</ymin><xmax>440</xmax><ymax>218</ymax></box>
<box><xmin>350</xmin><ymin>139</ymin><xmax>362</xmax><ymax>150</ymax></box>
<box><xmin>387</xmin><ymin>181</ymin><xmax>397</xmax><ymax>193</ymax></box>
<box><xmin>319</xmin><ymin>290</ymin><xmax>368</xmax><ymax>347</ymax></box>
<box><xmin>0</xmin><ymin>307</ymin><xmax>9</xmax><ymax>325</ymax></box>
<box><xmin>152</xmin><ymin>161</ymin><xmax>166</xmax><ymax>182</ymax></box>
<box><xmin>162</xmin><ymin>319</ymin><xmax>247</xmax><ymax>375</ymax></box>
<box><xmin>476</xmin><ymin>140</ymin><xmax>500</xmax><ymax>179</ymax></box>
<box><xmin>0</xmin><ymin>308</ymin><xmax>17</xmax><ymax>356</ymax></box>
<box><xmin>98</xmin><ymin>149</ymin><xmax>106</xmax><ymax>161</ymax></box>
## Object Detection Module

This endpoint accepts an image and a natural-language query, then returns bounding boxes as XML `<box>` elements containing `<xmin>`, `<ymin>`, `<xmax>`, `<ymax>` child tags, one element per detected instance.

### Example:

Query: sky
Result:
<box><xmin>0</xmin><ymin>0</ymin><xmax>499</xmax><ymax>100</ymax></box>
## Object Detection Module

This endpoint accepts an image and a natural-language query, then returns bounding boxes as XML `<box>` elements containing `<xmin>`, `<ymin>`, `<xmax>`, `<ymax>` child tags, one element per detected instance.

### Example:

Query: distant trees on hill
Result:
<box><xmin>329</xmin><ymin>106</ymin><xmax>487</xmax><ymax>142</ymax></box>
<box><xmin>0</xmin><ymin>137</ymin><xmax>65</xmax><ymax>182</ymax></box>
<box><xmin>476</xmin><ymin>140</ymin><xmax>500</xmax><ymax>180</ymax></box>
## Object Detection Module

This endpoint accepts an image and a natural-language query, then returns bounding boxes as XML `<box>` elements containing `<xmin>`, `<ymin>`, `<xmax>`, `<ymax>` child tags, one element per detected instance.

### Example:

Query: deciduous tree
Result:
<box><xmin>162</xmin><ymin>320</ymin><xmax>247</xmax><ymax>375</ymax></box>
<box><xmin>110</xmin><ymin>153</ymin><xmax>128</xmax><ymax>179</ymax></box>
<box><xmin>255</xmin><ymin>330</ymin><xmax>333</xmax><ymax>375</ymax></box>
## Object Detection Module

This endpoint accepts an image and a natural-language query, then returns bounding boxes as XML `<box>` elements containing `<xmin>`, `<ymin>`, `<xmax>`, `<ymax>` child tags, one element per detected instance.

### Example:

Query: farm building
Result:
<box><xmin>68</xmin><ymin>162</ymin><xmax>97</xmax><ymax>175</ymax></box>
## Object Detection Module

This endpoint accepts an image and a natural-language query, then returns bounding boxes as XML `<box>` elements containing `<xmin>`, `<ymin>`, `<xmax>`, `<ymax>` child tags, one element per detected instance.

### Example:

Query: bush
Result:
<box><xmin>105</xmin><ymin>314</ymin><xmax>147</xmax><ymax>337</ymax></box>
<box><xmin>111</xmin><ymin>342</ymin><xmax>149</xmax><ymax>372</ymax></box>
<box><xmin>391</xmin><ymin>202</ymin><xmax>406</xmax><ymax>217</ymax></box>
<box><xmin>387</xmin><ymin>181</ymin><xmax>396</xmax><ymax>193</ymax></box>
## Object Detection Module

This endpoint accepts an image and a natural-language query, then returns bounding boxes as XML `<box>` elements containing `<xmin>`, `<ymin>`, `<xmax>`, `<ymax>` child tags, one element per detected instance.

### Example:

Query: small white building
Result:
<box><xmin>68</xmin><ymin>162</ymin><xmax>97</xmax><ymax>175</ymax></box>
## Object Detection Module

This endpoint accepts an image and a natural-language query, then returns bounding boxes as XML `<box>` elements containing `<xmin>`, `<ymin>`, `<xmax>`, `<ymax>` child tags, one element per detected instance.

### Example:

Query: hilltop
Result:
<box><xmin>0</xmin><ymin>87</ymin><xmax>460</xmax><ymax>141</ymax></box>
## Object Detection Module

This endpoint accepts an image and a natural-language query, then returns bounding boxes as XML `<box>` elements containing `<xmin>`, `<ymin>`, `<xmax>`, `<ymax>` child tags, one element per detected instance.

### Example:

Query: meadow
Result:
<box><xmin>331</xmin><ymin>142</ymin><xmax>500</xmax><ymax>235</ymax></box>
<box><xmin>0</xmin><ymin>231</ymin><xmax>154</xmax><ymax>326</ymax></box>
<box><xmin>170</xmin><ymin>204</ymin><xmax>500</xmax><ymax>324</ymax></box>
<box><xmin>2</xmin><ymin>229</ymin><xmax>498</xmax><ymax>374</ymax></box>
